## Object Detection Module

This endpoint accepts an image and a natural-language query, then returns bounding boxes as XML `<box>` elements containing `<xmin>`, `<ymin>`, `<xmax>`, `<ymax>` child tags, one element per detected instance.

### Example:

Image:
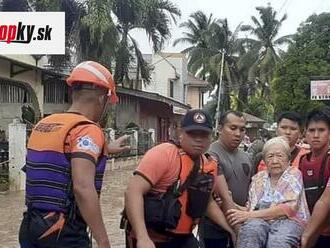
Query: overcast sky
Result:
<box><xmin>130</xmin><ymin>0</ymin><xmax>330</xmax><ymax>54</ymax></box>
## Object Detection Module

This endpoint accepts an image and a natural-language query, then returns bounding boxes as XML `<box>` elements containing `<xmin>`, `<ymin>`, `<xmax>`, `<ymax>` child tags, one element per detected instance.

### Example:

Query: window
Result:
<box><xmin>0</xmin><ymin>82</ymin><xmax>31</xmax><ymax>103</ymax></box>
<box><xmin>44</xmin><ymin>80</ymin><xmax>70</xmax><ymax>104</ymax></box>
<box><xmin>170</xmin><ymin>80</ymin><xmax>174</xmax><ymax>98</ymax></box>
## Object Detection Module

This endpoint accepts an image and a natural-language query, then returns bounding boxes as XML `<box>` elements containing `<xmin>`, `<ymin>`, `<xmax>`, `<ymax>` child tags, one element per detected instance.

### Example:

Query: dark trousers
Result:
<box><xmin>19</xmin><ymin>210</ymin><xmax>90</xmax><ymax>248</ymax></box>
<box><xmin>202</xmin><ymin>236</ymin><xmax>233</xmax><ymax>248</ymax></box>
<box><xmin>126</xmin><ymin>233</ymin><xmax>199</xmax><ymax>248</ymax></box>
<box><xmin>314</xmin><ymin>235</ymin><xmax>330</xmax><ymax>248</ymax></box>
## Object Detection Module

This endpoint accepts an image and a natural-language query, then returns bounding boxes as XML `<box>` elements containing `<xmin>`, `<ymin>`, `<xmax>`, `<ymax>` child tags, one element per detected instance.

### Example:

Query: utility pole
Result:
<box><xmin>214</xmin><ymin>50</ymin><xmax>225</xmax><ymax>132</ymax></box>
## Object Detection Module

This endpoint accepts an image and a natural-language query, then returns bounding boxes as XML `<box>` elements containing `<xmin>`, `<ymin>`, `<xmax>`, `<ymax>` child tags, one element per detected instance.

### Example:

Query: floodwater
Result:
<box><xmin>0</xmin><ymin>164</ymin><xmax>135</xmax><ymax>248</ymax></box>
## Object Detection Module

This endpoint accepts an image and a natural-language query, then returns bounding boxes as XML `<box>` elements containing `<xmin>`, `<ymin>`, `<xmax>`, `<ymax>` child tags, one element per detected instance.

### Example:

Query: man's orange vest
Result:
<box><xmin>170</xmin><ymin>151</ymin><xmax>218</xmax><ymax>234</ymax></box>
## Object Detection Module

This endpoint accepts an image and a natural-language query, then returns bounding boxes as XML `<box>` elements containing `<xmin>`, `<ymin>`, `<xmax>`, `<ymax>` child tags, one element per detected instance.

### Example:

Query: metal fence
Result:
<box><xmin>0</xmin><ymin>142</ymin><xmax>9</xmax><ymax>191</ymax></box>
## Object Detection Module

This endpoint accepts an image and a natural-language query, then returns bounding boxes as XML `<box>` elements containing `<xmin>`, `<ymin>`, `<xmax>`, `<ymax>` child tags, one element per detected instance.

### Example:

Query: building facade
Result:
<box><xmin>142</xmin><ymin>52</ymin><xmax>208</xmax><ymax>109</ymax></box>
<box><xmin>0</xmin><ymin>55</ymin><xmax>190</xmax><ymax>143</ymax></box>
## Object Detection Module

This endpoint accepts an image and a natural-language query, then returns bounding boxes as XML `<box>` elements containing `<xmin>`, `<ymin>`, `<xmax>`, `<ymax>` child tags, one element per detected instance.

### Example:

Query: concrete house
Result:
<box><xmin>0</xmin><ymin>55</ymin><xmax>69</xmax><ymax>136</ymax></box>
<box><xmin>0</xmin><ymin>55</ymin><xmax>189</xmax><ymax>143</ymax></box>
<box><xmin>142</xmin><ymin>52</ymin><xmax>208</xmax><ymax>109</ymax></box>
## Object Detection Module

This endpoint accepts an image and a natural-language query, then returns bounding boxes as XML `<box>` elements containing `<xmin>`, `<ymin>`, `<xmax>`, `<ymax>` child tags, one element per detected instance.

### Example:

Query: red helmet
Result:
<box><xmin>66</xmin><ymin>61</ymin><xmax>118</xmax><ymax>104</ymax></box>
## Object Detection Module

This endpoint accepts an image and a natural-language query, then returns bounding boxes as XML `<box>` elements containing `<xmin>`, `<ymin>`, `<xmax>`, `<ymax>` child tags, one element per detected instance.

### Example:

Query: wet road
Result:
<box><xmin>0</xmin><ymin>164</ymin><xmax>135</xmax><ymax>248</ymax></box>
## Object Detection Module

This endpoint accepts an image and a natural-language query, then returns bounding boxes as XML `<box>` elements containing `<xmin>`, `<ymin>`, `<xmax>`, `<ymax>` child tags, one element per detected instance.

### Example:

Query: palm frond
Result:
<box><xmin>129</xmin><ymin>35</ymin><xmax>152</xmax><ymax>84</ymax></box>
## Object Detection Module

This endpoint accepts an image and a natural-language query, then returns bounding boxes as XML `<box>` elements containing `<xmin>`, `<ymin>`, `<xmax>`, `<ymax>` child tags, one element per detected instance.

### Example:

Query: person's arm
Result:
<box><xmin>226</xmin><ymin>205</ymin><xmax>287</xmax><ymax>226</ymax></box>
<box><xmin>71</xmin><ymin>158</ymin><xmax>110</xmax><ymax>248</ymax></box>
<box><xmin>206</xmin><ymin>197</ymin><xmax>235</xmax><ymax>240</ymax></box>
<box><xmin>250</xmin><ymin>205</ymin><xmax>287</xmax><ymax>220</ymax></box>
<box><xmin>301</xmin><ymin>187</ymin><xmax>330</xmax><ymax>248</ymax></box>
<box><xmin>215</xmin><ymin>175</ymin><xmax>236</xmax><ymax>212</ymax></box>
<box><xmin>125</xmin><ymin>175</ymin><xmax>155</xmax><ymax>248</ymax></box>
<box><xmin>235</xmin><ymin>204</ymin><xmax>248</xmax><ymax>211</ymax></box>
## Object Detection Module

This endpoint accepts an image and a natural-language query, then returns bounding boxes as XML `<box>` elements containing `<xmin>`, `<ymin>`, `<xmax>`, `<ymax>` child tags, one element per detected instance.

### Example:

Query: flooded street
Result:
<box><xmin>0</xmin><ymin>163</ymin><xmax>135</xmax><ymax>248</ymax></box>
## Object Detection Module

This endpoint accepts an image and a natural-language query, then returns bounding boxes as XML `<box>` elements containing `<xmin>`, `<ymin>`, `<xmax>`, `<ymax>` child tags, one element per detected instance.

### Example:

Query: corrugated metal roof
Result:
<box><xmin>243</xmin><ymin>112</ymin><xmax>266</xmax><ymax>123</ymax></box>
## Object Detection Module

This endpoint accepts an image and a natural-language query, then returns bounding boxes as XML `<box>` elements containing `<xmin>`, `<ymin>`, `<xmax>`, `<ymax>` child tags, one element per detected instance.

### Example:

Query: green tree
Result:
<box><xmin>272</xmin><ymin>13</ymin><xmax>330</xmax><ymax>115</ymax></box>
<box><xmin>31</xmin><ymin>0</ymin><xmax>116</xmax><ymax>70</ymax></box>
<box><xmin>201</xmin><ymin>19</ymin><xmax>257</xmax><ymax>113</ymax></box>
<box><xmin>241</xmin><ymin>4</ymin><xmax>293</xmax><ymax>98</ymax></box>
<box><xmin>0</xmin><ymin>0</ymin><xmax>30</xmax><ymax>10</ymax></box>
<box><xmin>173</xmin><ymin>11</ymin><xmax>215</xmax><ymax>80</ymax></box>
<box><xmin>113</xmin><ymin>0</ymin><xmax>181</xmax><ymax>86</ymax></box>
<box><xmin>175</xmin><ymin>12</ymin><xmax>260</xmax><ymax>113</ymax></box>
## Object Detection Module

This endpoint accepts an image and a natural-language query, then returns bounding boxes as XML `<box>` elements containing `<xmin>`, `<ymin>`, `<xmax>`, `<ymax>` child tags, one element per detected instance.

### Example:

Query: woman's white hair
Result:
<box><xmin>262</xmin><ymin>136</ymin><xmax>291</xmax><ymax>160</ymax></box>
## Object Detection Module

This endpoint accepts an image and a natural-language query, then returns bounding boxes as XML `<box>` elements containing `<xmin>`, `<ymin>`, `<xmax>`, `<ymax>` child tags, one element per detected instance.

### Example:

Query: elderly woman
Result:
<box><xmin>227</xmin><ymin>136</ymin><xmax>310</xmax><ymax>248</ymax></box>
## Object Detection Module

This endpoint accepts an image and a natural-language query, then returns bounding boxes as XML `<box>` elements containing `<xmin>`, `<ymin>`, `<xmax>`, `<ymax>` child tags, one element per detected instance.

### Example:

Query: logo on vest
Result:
<box><xmin>307</xmin><ymin>169</ymin><xmax>314</xmax><ymax>176</ymax></box>
<box><xmin>193</xmin><ymin>112</ymin><xmax>206</xmax><ymax>124</ymax></box>
<box><xmin>77</xmin><ymin>136</ymin><xmax>100</xmax><ymax>154</ymax></box>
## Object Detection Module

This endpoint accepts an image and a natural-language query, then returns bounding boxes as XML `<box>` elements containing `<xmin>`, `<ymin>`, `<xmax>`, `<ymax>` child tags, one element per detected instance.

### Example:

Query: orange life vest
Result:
<box><xmin>25</xmin><ymin>113</ymin><xmax>107</xmax><ymax>213</ymax></box>
<box><xmin>170</xmin><ymin>151</ymin><xmax>218</xmax><ymax>234</ymax></box>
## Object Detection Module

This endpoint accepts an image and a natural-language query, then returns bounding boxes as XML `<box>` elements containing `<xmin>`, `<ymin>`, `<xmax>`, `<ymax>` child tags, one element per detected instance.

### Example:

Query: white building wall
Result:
<box><xmin>9</xmin><ymin>119</ymin><xmax>26</xmax><ymax>191</ymax></box>
<box><xmin>142</xmin><ymin>53</ymin><xmax>188</xmax><ymax>104</ymax></box>
<box><xmin>181</xmin><ymin>57</ymin><xmax>188</xmax><ymax>103</ymax></box>
<box><xmin>143</xmin><ymin>54</ymin><xmax>173</xmax><ymax>96</ymax></box>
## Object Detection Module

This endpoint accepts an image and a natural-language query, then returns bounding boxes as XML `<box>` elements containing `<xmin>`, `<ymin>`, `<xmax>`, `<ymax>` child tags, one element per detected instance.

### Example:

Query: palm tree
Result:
<box><xmin>0</xmin><ymin>0</ymin><xmax>31</xmax><ymax>11</ymax></box>
<box><xmin>240</xmin><ymin>4</ymin><xmax>293</xmax><ymax>98</ymax></box>
<box><xmin>175</xmin><ymin>12</ymin><xmax>258</xmax><ymax>113</ymax></box>
<box><xmin>113</xmin><ymin>0</ymin><xmax>181</xmax><ymax>87</ymax></box>
<box><xmin>173</xmin><ymin>11</ymin><xmax>214</xmax><ymax>80</ymax></box>
<box><xmin>1</xmin><ymin>0</ymin><xmax>180</xmax><ymax>88</ymax></box>
<box><xmin>206</xmin><ymin>19</ymin><xmax>249</xmax><ymax>113</ymax></box>
<box><xmin>29</xmin><ymin>0</ymin><xmax>116</xmax><ymax>70</ymax></box>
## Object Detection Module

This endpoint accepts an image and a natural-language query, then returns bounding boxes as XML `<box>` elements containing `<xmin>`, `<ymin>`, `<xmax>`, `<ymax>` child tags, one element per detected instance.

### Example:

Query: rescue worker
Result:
<box><xmin>124</xmin><ymin>109</ymin><xmax>235</xmax><ymax>248</ymax></box>
<box><xmin>299</xmin><ymin>109</ymin><xmax>330</xmax><ymax>247</ymax></box>
<box><xmin>257</xmin><ymin>111</ymin><xmax>308</xmax><ymax>171</ymax></box>
<box><xmin>19</xmin><ymin>61</ymin><xmax>129</xmax><ymax>248</ymax></box>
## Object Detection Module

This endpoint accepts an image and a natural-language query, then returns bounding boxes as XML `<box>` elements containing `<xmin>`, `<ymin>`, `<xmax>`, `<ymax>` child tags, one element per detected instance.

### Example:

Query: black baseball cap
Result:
<box><xmin>181</xmin><ymin>109</ymin><xmax>213</xmax><ymax>133</ymax></box>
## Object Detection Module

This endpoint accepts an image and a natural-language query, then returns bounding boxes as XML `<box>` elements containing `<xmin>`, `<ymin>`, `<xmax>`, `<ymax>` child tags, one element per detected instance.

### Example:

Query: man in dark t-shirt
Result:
<box><xmin>200</xmin><ymin>110</ymin><xmax>253</xmax><ymax>248</ymax></box>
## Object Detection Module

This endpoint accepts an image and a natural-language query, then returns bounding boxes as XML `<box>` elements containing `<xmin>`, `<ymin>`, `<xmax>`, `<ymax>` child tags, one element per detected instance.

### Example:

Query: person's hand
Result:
<box><xmin>226</xmin><ymin>209</ymin><xmax>251</xmax><ymax>226</ymax></box>
<box><xmin>300</xmin><ymin>233</ymin><xmax>317</xmax><ymax>248</ymax></box>
<box><xmin>96</xmin><ymin>239</ymin><xmax>111</xmax><ymax>248</ymax></box>
<box><xmin>136</xmin><ymin>236</ymin><xmax>155</xmax><ymax>248</ymax></box>
<box><xmin>230</xmin><ymin>230</ymin><xmax>237</xmax><ymax>247</ymax></box>
<box><xmin>107</xmin><ymin>135</ymin><xmax>131</xmax><ymax>154</ymax></box>
<box><xmin>233</xmin><ymin>223</ymin><xmax>241</xmax><ymax>233</ymax></box>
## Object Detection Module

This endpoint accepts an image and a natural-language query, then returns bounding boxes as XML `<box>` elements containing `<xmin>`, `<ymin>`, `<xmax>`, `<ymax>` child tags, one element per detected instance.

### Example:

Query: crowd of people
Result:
<box><xmin>18</xmin><ymin>60</ymin><xmax>330</xmax><ymax>248</ymax></box>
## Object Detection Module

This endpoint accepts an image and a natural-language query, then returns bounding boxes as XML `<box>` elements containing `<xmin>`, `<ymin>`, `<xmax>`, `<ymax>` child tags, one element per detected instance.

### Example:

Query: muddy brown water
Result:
<box><xmin>0</xmin><ymin>165</ymin><xmax>135</xmax><ymax>248</ymax></box>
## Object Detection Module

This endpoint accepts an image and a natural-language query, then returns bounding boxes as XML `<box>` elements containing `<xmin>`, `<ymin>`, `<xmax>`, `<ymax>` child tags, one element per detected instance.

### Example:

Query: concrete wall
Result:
<box><xmin>0</xmin><ymin>57</ymin><xmax>44</xmax><ymax>115</ymax></box>
<box><xmin>0</xmin><ymin>57</ymin><xmax>43</xmax><ymax>138</ymax></box>
<box><xmin>142</xmin><ymin>53</ymin><xmax>188</xmax><ymax>104</ymax></box>
<box><xmin>115</xmin><ymin>95</ymin><xmax>140</xmax><ymax>129</ymax></box>
<box><xmin>0</xmin><ymin>103</ymin><xmax>23</xmax><ymax>139</ymax></box>
<box><xmin>8</xmin><ymin>120</ymin><xmax>26</xmax><ymax>191</ymax></box>
<box><xmin>0</xmin><ymin>56</ymin><xmax>70</xmax><ymax>137</ymax></box>
<box><xmin>143</xmin><ymin>54</ymin><xmax>175</xmax><ymax>97</ymax></box>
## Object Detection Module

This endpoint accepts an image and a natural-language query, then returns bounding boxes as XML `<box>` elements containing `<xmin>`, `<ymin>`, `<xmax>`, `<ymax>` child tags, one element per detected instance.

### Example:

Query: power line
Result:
<box><xmin>278</xmin><ymin>0</ymin><xmax>290</xmax><ymax>14</ymax></box>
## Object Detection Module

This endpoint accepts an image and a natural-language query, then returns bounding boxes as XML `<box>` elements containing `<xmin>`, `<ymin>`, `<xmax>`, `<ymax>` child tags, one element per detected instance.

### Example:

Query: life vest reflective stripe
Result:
<box><xmin>169</xmin><ymin>152</ymin><xmax>217</xmax><ymax>234</ymax></box>
<box><xmin>25</xmin><ymin>113</ymin><xmax>107</xmax><ymax>213</ymax></box>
